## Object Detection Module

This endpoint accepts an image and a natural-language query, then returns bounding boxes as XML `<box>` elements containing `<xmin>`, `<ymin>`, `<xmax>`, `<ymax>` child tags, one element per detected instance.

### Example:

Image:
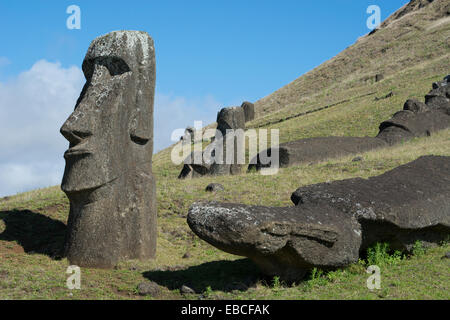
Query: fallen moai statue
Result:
<box><xmin>249</xmin><ymin>75</ymin><xmax>450</xmax><ymax>171</ymax></box>
<box><xmin>188</xmin><ymin>155</ymin><xmax>450</xmax><ymax>281</ymax></box>
<box><xmin>248</xmin><ymin>136</ymin><xmax>387</xmax><ymax>171</ymax></box>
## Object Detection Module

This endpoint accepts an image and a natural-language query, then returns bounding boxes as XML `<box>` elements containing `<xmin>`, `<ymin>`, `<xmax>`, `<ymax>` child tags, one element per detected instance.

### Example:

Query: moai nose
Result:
<box><xmin>60</xmin><ymin>107</ymin><xmax>93</xmax><ymax>145</ymax></box>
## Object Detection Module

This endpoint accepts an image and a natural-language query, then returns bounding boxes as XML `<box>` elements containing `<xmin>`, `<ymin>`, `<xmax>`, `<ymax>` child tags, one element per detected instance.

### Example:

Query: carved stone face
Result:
<box><xmin>60</xmin><ymin>31</ymin><xmax>155</xmax><ymax>193</ymax></box>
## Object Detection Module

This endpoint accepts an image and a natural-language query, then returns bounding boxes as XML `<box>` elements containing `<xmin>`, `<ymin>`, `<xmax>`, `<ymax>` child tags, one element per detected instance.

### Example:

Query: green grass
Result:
<box><xmin>0</xmin><ymin>2</ymin><xmax>449</xmax><ymax>300</ymax></box>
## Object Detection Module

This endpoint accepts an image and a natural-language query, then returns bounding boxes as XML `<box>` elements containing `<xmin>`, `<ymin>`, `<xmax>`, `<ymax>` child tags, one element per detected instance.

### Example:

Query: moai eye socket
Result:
<box><xmin>82</xmin><ymin>56</ymin><xmax>131</xmax><ymax>80</ymax></box>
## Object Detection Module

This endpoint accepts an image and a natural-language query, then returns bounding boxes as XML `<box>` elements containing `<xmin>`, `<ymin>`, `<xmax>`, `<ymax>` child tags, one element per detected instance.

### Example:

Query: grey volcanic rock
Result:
<box><xmin>403</xmin><ymin>99</ymin><xmax>429</xmax><ymax>113</ymax></box>
<box><xmin>241</xmin><ymin>101</ymin><xmax>255</xmax><ymax>122</ymax></box>
<box><xmin>205</xmin><ymin>183</ymin><xmax>224</xmax><ymax>192</ymax></box>
<box><xmin>248</xmin><ymin>136</ymin><xmax>387</xmax><ymax>171</ymax></box>
<box><xmin>188</xmin><ymin>201</ymin><xmax>360</xmax><ymax>281</ymax></box>
<box><xmin>180</xmin><ymin>285</ymin><xmax>196</xmax><ymax>295</ymax></box>
<box><xmin>425</xmin><ymin>78</ymin><xmax>450</xmax><ymax>114</ymax></box>
<box><xmin>60</xmin><ymin>31</ymin><xmax>157</xmax><ymax>268</ymax></box>
<box><xmin>189</xmin><ymin>156</ymin><xmax>450</xmax><ymax>281</ymax></box>
<box><xmin>137</xmin><ymin>281</ymin><xmax>161</xmax><ymax>296</ymax></box>
<box><xmin>376</xmin><ymin>109</ymin><xmax>449</xmax><ymax>145</ymax></box>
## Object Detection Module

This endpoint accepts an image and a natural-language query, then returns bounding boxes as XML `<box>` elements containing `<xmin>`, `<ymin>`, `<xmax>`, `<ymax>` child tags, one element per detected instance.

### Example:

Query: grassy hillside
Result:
<box><xmin>0</xmin><ymin>0</ymin><xmax>449</xmax><ymax>299</ymax></box>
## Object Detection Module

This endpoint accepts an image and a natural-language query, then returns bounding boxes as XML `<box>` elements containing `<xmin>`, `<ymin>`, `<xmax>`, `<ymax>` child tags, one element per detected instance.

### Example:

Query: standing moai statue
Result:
<box><xmin>241</xmin><ymin>101</ymin><xmax>255</xmax><ymax>122</ymax></box>
<box><xmin>210</xmin><ymin>106</ymin><xmax>246</xmax><ymax>175</ymax></box>
<box><xmin>60</xmin><ymin>31</ymin><xmax>157</xmax><ymax>268</ymax></box>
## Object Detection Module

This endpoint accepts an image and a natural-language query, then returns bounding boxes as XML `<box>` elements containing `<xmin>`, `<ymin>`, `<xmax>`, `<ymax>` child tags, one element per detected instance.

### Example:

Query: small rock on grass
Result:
<box><xmin>137</xmin><ymin>281</ymin><xmax>161</xmax><ymax>297</ymax></box>
<box><xmin>442</xmin><ymin>252</ymin><xmax>450</xmax><ymax>259</ymax></box>
<box><xmin>352</xmin><ymin>156</ymin><xmax>363</xmax><ymax>162</ymax></box>
<box><xmin>180</xmin><ymin>285</ymin><xmax>196</xmax><ymax>295</ymax></box>
<box><xmin>205</xmin><ymin>183</ymin><xmax>225</xmax><ymax>192</ymax></box>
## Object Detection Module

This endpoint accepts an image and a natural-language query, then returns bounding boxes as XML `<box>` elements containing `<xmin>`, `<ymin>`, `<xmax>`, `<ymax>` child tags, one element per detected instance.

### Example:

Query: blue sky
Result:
<box><xmin>0</xmin><ymin>0</ymin><xmax>408</xmax><ymax>196</ymax></box>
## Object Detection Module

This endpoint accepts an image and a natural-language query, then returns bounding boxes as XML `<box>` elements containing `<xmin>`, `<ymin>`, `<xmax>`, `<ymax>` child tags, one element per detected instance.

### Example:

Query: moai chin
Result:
<box><xmin>60</xmin><ymin>31</ymin><xmax>157</xmax><ymax>268</ymax></box>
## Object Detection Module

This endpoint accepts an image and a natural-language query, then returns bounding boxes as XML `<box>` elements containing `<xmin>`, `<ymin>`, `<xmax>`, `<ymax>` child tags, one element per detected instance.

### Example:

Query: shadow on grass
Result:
<box><xmin>0</xmin><ymin>209</ymin><xmax>66</xmax><ymax>259</ymax></box>
<box><xmin>143</xmin><ymin>258</ymin><xmax>262</xmax><ymax>293</ymax></box>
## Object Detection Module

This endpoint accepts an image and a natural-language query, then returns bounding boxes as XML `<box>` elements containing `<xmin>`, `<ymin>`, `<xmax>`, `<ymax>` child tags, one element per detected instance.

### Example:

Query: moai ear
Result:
<box><xmin>129</xmin><ymin>106</ymin><xmax>151</xmax><ymax>145</ymax></box>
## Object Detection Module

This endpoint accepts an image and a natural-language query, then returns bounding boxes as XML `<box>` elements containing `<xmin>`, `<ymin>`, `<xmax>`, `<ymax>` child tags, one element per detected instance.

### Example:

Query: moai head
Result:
<box><xmin>60</xmin><ymin>31</ymin><xmax>155</xmax><ymax>193</ymax></box>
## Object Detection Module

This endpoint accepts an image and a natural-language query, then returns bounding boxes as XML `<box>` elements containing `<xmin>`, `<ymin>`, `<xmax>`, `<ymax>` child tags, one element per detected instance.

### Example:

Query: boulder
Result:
<box><xmin>205</xmin><ymin>183</ymin><xmax>225</xmax><ymax>192</ymax></box>
<box><xmin>60</xmin><ymin>31</ymin><xmax>157</xmax><ymax>268</ymax></box>
<box><xmin>241</xmin><ymin>101</ymin><xmax>255</xmax><ymax>122</ymax></box>
<box><xmin>137</xmin><ymin>281</ymin><xmax>161</xmax><ymax>297</ymax></box>
<box><xmin>188</xmin><ymin>156</ymin><xmax>450</xmax><ymax>281</ymax></box>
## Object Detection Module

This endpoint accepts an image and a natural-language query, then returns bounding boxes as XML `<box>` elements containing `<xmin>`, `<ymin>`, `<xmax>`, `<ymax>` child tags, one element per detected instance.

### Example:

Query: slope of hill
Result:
<box><xmin>0</xmin><ymin>0</ymin><xmax>449</xmax><ymax>300</ymax></box>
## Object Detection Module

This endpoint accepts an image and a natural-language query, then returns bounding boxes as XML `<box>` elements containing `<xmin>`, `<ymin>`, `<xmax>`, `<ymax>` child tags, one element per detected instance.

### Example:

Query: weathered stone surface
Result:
<box><xmin>248</xmin><ymin>136</ymin><xmax>387</xmax><ymax>171</ymax></box>
<box><xmin>403</xmin><ymin>99</ymin><xmax>429</xmax><ymax>113</ymax></box>
<box><xmin>212</xmin><ymin>106</ymin><xmax>245</xmax><ymax>176</ymax></box>
<box><xmin>180</xmin><ymin>285</ymin><xmax>196</xmax><ymax>295</ymax></box>
<box><xmin>241</xmin><ymin>101</ymin><xmax>255</xmax><ymax>122</ymax></box>
<box><xmin>376</xmin><ymin>109</ymin><xmax>449</xmax><ymax>145</ymax></box>
<box><xmin>377</xmin><ymin>76</ymin><xmax>450</xmax><ymax>145</ymax></box>
<box><xmin>60</xmin><ymin>31</ymin><xmax>157</xmax><ymax>268</ymax></box>
<box><xmin>425</xmin><ymin>78</ymin><xmax>450</xmax><ymax>114</ymax></box>
<box><xmin>189</xmin><ymin>156</ymin><xmax>450</xmax><ymax>281</ymax></box>
<box><xmin>137</xmin><ymin>281</ymin><xmax>161</xmax><ymax>296</ymax></box>
<box><xmin>216</xmin><ymin>106</ymin><xmax>245</xmax><ymax>136</ymax></box>
<box><xmin>205</xmin><ymin>183</ymin><xmax>224</xmax><ymax>192</ymax></box>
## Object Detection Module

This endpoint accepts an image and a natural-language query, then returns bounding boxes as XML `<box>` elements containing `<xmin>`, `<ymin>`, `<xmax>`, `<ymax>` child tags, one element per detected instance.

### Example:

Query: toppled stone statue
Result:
<box><xmin>188</xmin><ymin>156</ymin><xmax>450</xmax><ymax>281</ymax></box>
<box><xmin>248</xmin><ymin>136</ymin><xmax>387</xmax><ymax>171</ymax></box>
<box><xmin>249</xmin><ymin>76</ymin><xmax>450</xmax><ymax>171</ymax></box>
<box><xmin>60</xmin><ymin>31</ymin><xmax>157</xmax><ymax>268</ymax></box>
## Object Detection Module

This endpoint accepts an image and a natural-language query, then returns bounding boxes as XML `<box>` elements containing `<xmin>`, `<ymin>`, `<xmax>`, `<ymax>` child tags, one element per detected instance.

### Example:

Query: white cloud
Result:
<box><xmin>154</xmin><ymin>93</ymin><xmax>220</xmax><ymax>152</ymax></box>
<box><xmin>0</xmin><ymin>60</ymin><xmax>84</xmax><ymax>197</ymax></box>
<box><xmin>0</xmin><ymin>59</ymin><xmax>221</xmax><ymax>197</ymax></box>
